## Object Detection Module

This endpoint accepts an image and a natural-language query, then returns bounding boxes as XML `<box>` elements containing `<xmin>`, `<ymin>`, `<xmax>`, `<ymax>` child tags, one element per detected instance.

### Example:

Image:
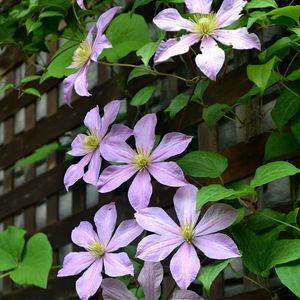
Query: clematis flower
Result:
<box><xmin>135</xmin><ymin>185</ymin><xmax>240</xmax><ymax>289</ymax></box>
<box><xmin>153</xmin><ymin>0</ymin><xmax>261</xmax><ymax>80</ymax></box>
<box><xmin>76</xmin><ymin>0</ymin><xmax>86</xmax><ymax>9</ymax></box>
<box><xmin>101</xmin><ymin>261</ymin><xmax>204</xmax><ymax>300</ymax></box>
<box><xmin>97</xmin><ymin>113</ymin><xmax>192</xmax><ymax>211</ymax></box>
<box><xmin>64</xmin><ymin>100</ymin><xmax>131</xmax><ymax>190</ymax></box>
<box><xmin>57</xmin><ymin>202</ymin><xmax>143</xmax><ymax>300</ymax></box>
<box><xmin>63</xmin><ymin>6</ymin><xmax>121</xmax><ymax>105</ymax></box>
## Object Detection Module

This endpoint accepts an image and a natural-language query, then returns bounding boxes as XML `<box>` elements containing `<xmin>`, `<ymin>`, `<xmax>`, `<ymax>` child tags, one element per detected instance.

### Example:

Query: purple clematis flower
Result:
<box><xmin>101</xmin><ymin>261</ymin><xmax>204</xmax><ymax>300</ymax></box>
<box><xmin>64</xmin><ymin>100</ymin><xmax>131</xmax><ymax>190</ymax></box>
<box><xmin>97</xmin><ymin>113</ymin><xmax>192</xmax><ymax>211</ymax></box>
<box><xmin>63</xmin><ymin>7</ymin><xmax>121</xmax><ymax>105</ymax></box>
<box><xmin>57</xmin><ymin>202</ymin><xmax>143</xmax><ymax>300</ymax></box>
<box><xmin>135</xmin><ymin>185</ymin><xmax>240</xmax><ymax>289</ymax></box>
<box><xmin>76</xmin><ymin>0</ymin><xmax>86</xmax><ymax>9</ymax></box>
<box><xmin>153</xmin><ymin>0</ymin><xmax>261</xmax><ymax>80</ymax></box>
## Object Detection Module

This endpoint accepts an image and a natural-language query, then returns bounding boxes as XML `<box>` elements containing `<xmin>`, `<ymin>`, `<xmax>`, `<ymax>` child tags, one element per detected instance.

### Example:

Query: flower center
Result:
<box><xmin>83</xmin><ymin>133</ymin><xmax>99</xmax><ymax>152</ymax></box>
<box><xmin>191</xmin><ymin>13</ymin><xmax>218</xmax><ymax>36</ymax></box>
<box><xmin>133</xmin><ymin>149</ymin><xmax>151</xmax><ymax>170</ymax></box>
<box><xmin>88</xmin><ymin>241</ymin><xmax>105</xmax><ymax>257</ymax></box>
<box><xmin>72</xmin><ymin>40</ymin><xmax>92</xmax><ymax>68</ymax></box>
<box><xmin>180</xmin><ymin>224</ymin><xmax>194</xmax><ymax>242</ymax></box>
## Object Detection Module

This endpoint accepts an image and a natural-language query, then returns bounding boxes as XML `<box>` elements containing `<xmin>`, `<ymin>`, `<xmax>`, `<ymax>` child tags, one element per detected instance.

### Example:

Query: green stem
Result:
<box><xmin>0</xmin><ymin>271</ymin><xmax>11</xmax><ymax>279</ymax></box>
<box><xmin>284</xmin><ymin>49</ymin><xmax>300</xmax><ymax>77</ymax></box>
<box><xmin>51</xmin><ymin>265</ymin><xmax>62</xmax><ymax>270</ymax></box>
<box><xmin>279</xmin><ymin>81</ymin><xmax>300</xmax><ymax>100</ymax></box>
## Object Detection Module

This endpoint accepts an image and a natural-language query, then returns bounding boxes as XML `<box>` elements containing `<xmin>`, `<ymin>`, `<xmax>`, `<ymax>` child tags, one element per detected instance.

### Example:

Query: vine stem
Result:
<box><xmin>284</xmin><ymin>49</ymin><xmax>300</xmax><ymax>77</ymax></box>
<box><xmin>0</xmin><ymin>271</ymin><xmax>11</xmax><ymax>279</ymax></box>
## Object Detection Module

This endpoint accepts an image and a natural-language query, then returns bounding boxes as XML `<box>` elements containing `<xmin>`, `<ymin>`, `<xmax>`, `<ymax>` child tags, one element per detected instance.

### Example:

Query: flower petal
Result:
<box><xmin>63</xmin><ymin>71</ymin><xmax>79</xmax><ymax>106</ymax></box>
<box><xmin>216</xmin><ymin>0</ymin><xmax>247</xmax><ymax>28</ymax></box>
<box><xmin>76</xmin><ymin>259</ymin><xmax>103</xmax><ymax>300</ymax></box>
<box><xmin>104</xmin><ymin>252</ymin><xmax>134</xmax><ymax>277</ymax></box>
<box><xmin>64</xmin><ymin>153</ymin><xmax>93</xmax><ymax>191</ymax></box>
<box><xmin>153</xmin><ymin>8</ymin><xmax>194</xmax><ymax>32</ymax></box>
<box><xmin>97</xmin><ymin>164</ymin><xmax>137</xmax><ymax>192</ymax></box>
<box><xmin>136</xmin><ymin>234</ymin><xmax>183</xmax><ymax>261</ymax></box>
<box><xmin>170</xmin><ymin>243</ymin><xmax>200</xmax><ymax>290</ymax></box>
<box><xmin>100</xmin><ymin>100</ymin><xmax>124</xmax><ymax>137</ymax></box>
<box><xmin>134</xmin><ymin>114</ymin><xmax>156</xmax><ymax>155</ymax></box>
<box><xmin>74</xmin><ymin>61</ymin><xmax>92</xmax><ymax>97</ymax></box>
<box><xmin>137</xmin><ymin>262</ymin><xmax>163</xmax><ymax>300</ymax></box>
<box><xmin>194</xmin><ymin>203</ymin><xmax>237</xmax><ymax>236</ymax></box>
<box><xmin>214</xmin><ymin>28</ymin><xmax>261</xmax><ymax>50</ymax></box>
<box><xmin>107</xmin><ymin>219</ymin><xmax>143</xmax><ymax>252</ymax></box>
<box><xmin>152</xmin><ymin>132</ymin><xmax>193</xmax><ymax>162</ymax></box>
<box><xmin>102</xmin><ymin>278</ymin><xmax>136</xmax><ymax>300</ymax></box>
<box><xmin>76</xmin><ymin>0</ymin><xmax>85</xmax><ymax>9</ymax></box>
<box><xmin>96</xmin><ymin>6</ymin><xmax>122</xmax><ymax>35</ymax></box>
<box><xmin>185</xmin><ymin>0</ymin><xmax>212</xmax><ymax>14</ymax></box>
<box><xmin>105</xmin><ymin>124</ymin><xmax>133</xmax><ymax>141</ymax></box>
<box><xmin>148</xmin><ymin>162</ymin><xmax>188</xmax><ymax>187</ymax></box>
<box><xmin>83</xmin><ymin>148</ymin><xmax>102</xmax><ymax>186</ymax></box>
<box><xmin>128</xmin><ymin>170</ymin><xmax>153</xmax><ymax>211</ymax></box>
<box><xmin>84</xmin><ymin>106</ymin><xmax>101</xmax><ymax>138</ymax></box>
<box><xmin>71</xmin><ymin>221</ymin><xmax>99</xmax><ymax>249</ymax></box>
<box><xmin>91</xmin><ymin>34</ymin><xmax>112</xmax><ymax>62</ymax></box>
<box><xmin>154</xmin><ymin>34</ymin><xmax>200</xmax><ymax>63</ymax></box>
<box><xmin>58</xmin><ymin>252</ymin><xmax>96</xmax><ymax>277</ymax></box>
<box><xmin>135</xmin><ymin>207</ymin><xmax>179</xmax><ymax>235</ymax></box>
<box><xmin>94</xmin><ymin>202</ymin><xmax>117</xmax><ymax>247</ymax></box>
<box><xmin>67</xmin><ymin>133</ymin><xmax>90</xmax><ymax>157</ymax></box>
<box><xmin>193</xmin><ymin>233</ymin><xmax>241</xmax><ymax>259</ymax></box>
<box><xmin>174</xmin><ymin>185</ymin><xmax>199</xmax><ymax>228</ymax></box>
<box><xmin>171</xmin><ymin>290</ymin><xmax>204</xmax><ymax>300</ymax></box>
<box><xmin>195</xmin><ymin>37</ymin><xmax>225</xmax><ymax>81</ymax></box>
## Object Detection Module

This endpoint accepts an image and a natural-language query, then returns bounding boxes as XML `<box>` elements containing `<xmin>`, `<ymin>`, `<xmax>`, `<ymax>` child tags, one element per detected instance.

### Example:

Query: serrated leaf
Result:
<box><xmin>177</xmin><ymin>151</ymin><xmax>228</xmax><ymax>178</ymax></box>
<box><xmin>250</xmin><ymin>161</ymin><xmax>300</xmax><ymax>188</ymax></box>
<box><xmin>130</xmin><ymin>86</ymin><xmax>156</xmax><ymax>106</ymax></box>
<box><xmin>165</xmin><ymin>93</ymin><xmax>189</xmax><ymax>119</ymax></box>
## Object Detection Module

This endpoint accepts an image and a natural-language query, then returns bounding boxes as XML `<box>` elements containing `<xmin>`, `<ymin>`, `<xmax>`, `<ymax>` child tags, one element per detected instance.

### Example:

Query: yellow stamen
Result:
<box><xmin>88</xmin><ymin>241</ymin><xmax>105</xmax><ymax>257</ymax></box>
<box><xmin>72</xmin><ymin>40</ymin><xmax>92</xmax><ymax>68</ymax></box>
<box><xmin>180</xmin><ymin>224</ymin><xmax>194</xmax><ymax>242</ymax></box>
<box><xmin>191</xmin><ymin>13</ymin><xmax>218</xmax><ymax>36</ymax></box>
<box><xmin>83</xmin><ymin>132</ymin><xmax>99</xmax><ymax>152</ymax></box>
<box><xmin>133</xmin><ymin>149</ymin><xmax>151</xmax><ymax>170</ymax></box>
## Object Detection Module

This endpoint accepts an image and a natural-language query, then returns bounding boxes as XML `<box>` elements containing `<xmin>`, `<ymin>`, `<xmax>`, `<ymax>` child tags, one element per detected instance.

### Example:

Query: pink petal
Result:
<box><xmin>76</xmin><ymin>0</ymin><xmax>85</xmax><ymax>9</ymax></box>
<box><xmin>102</xmin><ymin>278</ymin><xmax>136</xmax><ymax>300</ymax></box>
<box><xmin>134</xmin><ymin>114</ymin><xmax>156</xmax><ymax>155</ymax></box>
<box><xmin>128</xmin><ymin>170</ymin><xmax>153</xmax><ymax>211</ymax></box>
<box><xmin>195</xmin><ymin>37</ymin><xmax>225</xmax><ymax>81</ymax></box>
<box><xmin>94</xmin><ymin>202</ymin><xmax>117</xmax><ymax>247</ymax></box>
<box><xmin>154</xmin><ymin>34</ymin><xmax>200</xmax><ymax>63</ymax></box>
<box><xmin>63</xmin><ymin>71</ymin><xmax>79</xmax><ymax>106</ymax></box>
<box><xmin>214</xmin><ymin>28</ymin><xmax>261</xmax><ymax>50</ymax></box>
<box><xmin>148</xmin><ymin>162</ymin><xmax>188</xmax><ymax>187</ymax></box>
<box><xmin>193</xmin><ymin>233</ymin><xmax>241</xmax><ymax>259</ymax></box>
<box><xmin>170</xmin><ymin>243</ymin><xmax>200</xmax><ymax>290</ymax></box>
<box><xmin>67</xmin><ymin>133</ymin><xmax>90</xmax><ymax>157</ymax></box>
<box><xmin>104</xmin><ymin>252</ymin><xmax>134</xmax><ymax>277</ymax></box>
<box><xmin>76</xmin><ymin>259</ymin><xmax>103</xmax><ymax>300</ymax></box>
<box><xmin>104</xmin><ymin>124</ymin><xmax>133</xmax><ymax>141</ymax></box>
<box><xmin>107</xmin><ymin>220</ymin><xmax>143</xmax><ymax>252</ymax></box>
<box><xmin>135</xmin><ymin>207</ymin><xmax>179</xmax><ymax>236</ymax></box>
<box><xmin>185</xmin><ymin>0</ymin><xmax>212</xmax><ymax>14</ymax></box>
<box><xmin>83</xmin><ymin>148</ymin><xmax>102</xmax><ymax>186</ymax></box>
<box><xmin>97</xmin><ymin>164</ymin><xmax>137</xmax><ymax>192</ymax></box>
<box><xmin>100</xmin><ymin>138</ymin><xmax>135</xmax><ymax>163</ymax></box>
<box><xmin>71</xmin><ymin>221</ymin><xmax>99</xmax><ymax>249</ymax></box>
<box><xmin>91</xmin><ymin>34</ymin><xmax>112</xmax><ymax>62</ymax></box>
<box><xmin>153</xmin><ymin>8</ymin><xmax>194</xmax><ymax>32</ymax></box>
<box><xmin>100</xmin><ymin>100</ymin><xmax>124</xmax><ymax>137</ymax></box>
<box><xmin>216</xmin><ymin>0</ymin><xmax>247</xmax><ymax>28</ymax></box>
<box><xmin>174</xmin><ymin>185</ymin><xmax>199</xmax><ymax>228</ymax></box>
<box><xmin>84</xmin><ymin>106</ymin><xmax>101</xmax><ymax>138</ymax></box>
<box><xmin>171</xmin><ymin>290</ymin><xmax>204</xmax><ymax>300</ymax></box>
<box><xmin>64</xmin><ymin>153</ymin><xmax>93</xmax><ymax>191</ymax></box>
<box><xmin>152</xmin><ymin>132</ymin><xmax>193</xmax><ymax>162</ymax></box>
<box><xmin>137</xmin><ymin>262</ymin><xmax>163</xmax><ymax>300</ymax></box>
<box><xmin>194</xmin><ymin>203</ymin><xmax>237</xmax><ymax>236</ymax></box>
<box><xmin>96</xmin><ymin>6</ymin><xmax>122</xmax><ymax>35</ymax></box>
<box><xmin>136</xmin><ymin>234</ymin><xmax>183</xmax><ymax>261</ymax></box>
<box><xmin>58</xmin><ymin>252</ymin><xmax>95</xmax><ymax>277</ymax></box>
<box><xmin>74</xmin><ymin>61</ymin><xmax>92</xmax><ymax>97</ymax></box>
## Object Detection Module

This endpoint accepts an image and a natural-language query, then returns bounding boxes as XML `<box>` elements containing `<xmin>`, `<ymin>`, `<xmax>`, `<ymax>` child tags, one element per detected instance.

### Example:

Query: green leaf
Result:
<box><xmin>127</xmin><ymin>66</ymin><xmax>153</xmax><ymax>82</ymax></box>
<box><xmin>132</xmin><ymin>0</ymin><xmax>153</xmax><ymax>11</ymax></box>
<box><xmin>0</xmin><ymin>83</ymin><xmax>14</xmax><ymax>94</ymax></box>
<box><xmin>22</xmin><ymin>88</ymin><xmax>41</xmax><ymax>98</ymax></box>
<box><xmin>246</xmin><ymin>0</ymin><xmax>278</xmax><ymax>9</ymax></box>
<box><xmin>165</xmin><ymin>93</ymin><xmax>189</xmax><ymax>119</ymax></box>
<box><xmin>286</xmin><ymin>68</ymin><xmax>300</xmax><ymax>81</ymax></box>
<box><xmin>198</xmin><ymin>259</ymin><xmax>232</xmax><ymax>293</ymax></box>
<box><xmin>290</xmin><ymin>111</ymin><xmax>300</xmax><ymax>143</ymax></box>
<box><xmin>136</xmin><ymin>41</ymin><xmax>159</xmax><ymax>66</ymax></box>
<box><xmin>10</xmin><ymin>233</ymin><xmax>52</xmax><ymax>288</ymax></box>
<box><xmin>264</xmin><ymin>132</ymin><xmax>300</xmax><ymax>161</ymax></box>
<box><xmin>268</xmin><ymin>6</ymin><xmax>300</xmax><ymax>23</ymax></box>
<box><xmin>0</xmin><ymin>226</ymin><xmax>26</xmax><ymax>271</ymax></box>
<box><xmin>25</xmin><ymin>19</ymin><xmax>42</xmax><ymax>34</ymax></box>
<box><xmin>39</xmin><ymin>11</ymin><xmax>65</xmax><ymax>18</ymax></box>
<box><xmin>250</xmin><ymin>161</ymin><xmax>300</xmax><ymax>188</ymax></box>
<box><xmin>101</xmin><ymin>13</ymin><xmax>151</xmax><ymax>62</ymax></box>
<box><xmin>276</xmin><ymin>260</ymin><xmax>300</xmax><ymax>297</ymax></box>
<box><xmin>21</xmin><ymin>75</ymin><xmax>42</xmax><ymax>84</ymax></box>
<box><xmin>247</xmin><ymin>57</ymin><xmax>277</xmax><ymax>95</ymax></box>
<box><xmin>196</xmin><ymin>184</ymin><xmax>236</xmax><ymax>209</ymax></box>
<box><xmin>202</xmin><ymin>103</ymin><xmax>232</xmax><ymax>128</ymax></box>
<box><xmin>130</xmin><ymin>86</ymin><xmax>156</xmax><ymax>106</ymax></box>
<box><xmin>177</xmin><ymin>151</ymin><xmax>228</xmax><ymax>178</ymax></box>
<box><xmin>192</xmin><ymin>80</ymin><xmax>210</xmax><ymax>101</ymax></box>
